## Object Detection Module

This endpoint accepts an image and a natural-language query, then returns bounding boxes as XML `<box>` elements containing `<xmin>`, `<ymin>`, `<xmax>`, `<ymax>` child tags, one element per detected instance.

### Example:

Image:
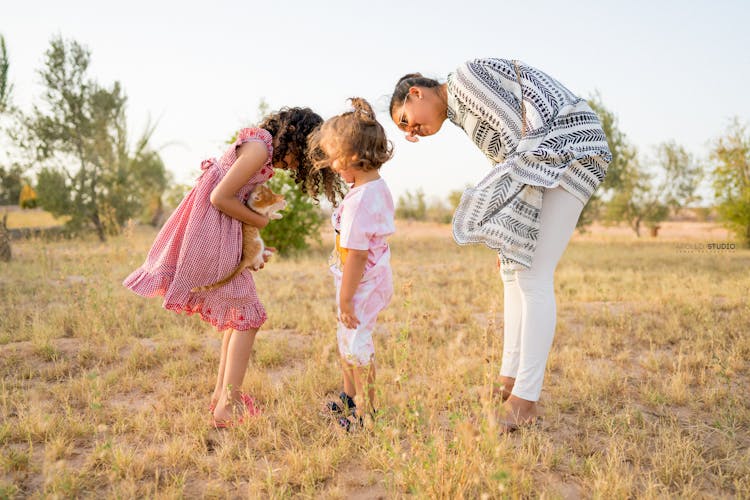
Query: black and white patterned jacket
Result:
<box><xmin>448</xmin><ymin>58</ymin><xmax>611</xmax><ymax>270</ymax></box>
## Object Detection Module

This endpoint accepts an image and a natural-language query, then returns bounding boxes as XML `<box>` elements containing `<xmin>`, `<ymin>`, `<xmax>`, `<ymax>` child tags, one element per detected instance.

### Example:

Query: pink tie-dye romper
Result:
<box><xmin>330</xmin><ymin>178</ymin><xmax>395</xmax><ymax>366</ymax></box>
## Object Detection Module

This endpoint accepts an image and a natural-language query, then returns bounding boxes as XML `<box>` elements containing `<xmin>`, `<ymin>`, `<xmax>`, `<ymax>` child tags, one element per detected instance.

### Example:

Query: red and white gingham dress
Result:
<box><xmin>123</xmin><ymin>127</ymin><xmax>274</xmax><ymax>331</ymax></box>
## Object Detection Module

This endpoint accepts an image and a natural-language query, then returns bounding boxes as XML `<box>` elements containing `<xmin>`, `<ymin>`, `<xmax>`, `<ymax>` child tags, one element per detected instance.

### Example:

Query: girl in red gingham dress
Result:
<box><xmin>123</xmin><ymin>107</ymin><xmax>345</xmax><ymax>428</ymax></box>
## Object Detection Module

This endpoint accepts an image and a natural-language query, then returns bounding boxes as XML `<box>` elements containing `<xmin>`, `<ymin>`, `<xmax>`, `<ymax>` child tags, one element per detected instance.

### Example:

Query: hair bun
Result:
<box><xmin>398</xmin><ymin>72</ymin><xmax>423</xmax><ymax>83</ymax></box>
<box><xmin>348</xmin><ymin>97</ymin><xmax>375</xmax><ymax>121</ymax></box>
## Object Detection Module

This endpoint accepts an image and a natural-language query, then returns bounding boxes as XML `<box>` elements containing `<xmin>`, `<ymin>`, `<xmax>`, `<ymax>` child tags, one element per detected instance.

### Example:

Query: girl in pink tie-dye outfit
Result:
<box><xmin>308</xmin><ymin>98</ymin><xmax>395</xmax><ymax>430</ymax></box>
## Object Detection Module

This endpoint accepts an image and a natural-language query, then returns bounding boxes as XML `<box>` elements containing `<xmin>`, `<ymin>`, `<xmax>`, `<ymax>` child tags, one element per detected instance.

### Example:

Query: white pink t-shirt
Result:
<box><xmin>330</xmin><ymin>178</ymin><xmax>395</xmax><ymax>280</ymax></box>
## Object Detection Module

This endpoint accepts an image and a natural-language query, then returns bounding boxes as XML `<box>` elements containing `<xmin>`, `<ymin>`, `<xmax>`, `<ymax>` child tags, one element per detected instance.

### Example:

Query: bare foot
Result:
<box><xmin>212</xmin><ymin>404</ymin><xmax>236</xmax><ymax>424</ymax></box>
<box><xmin>493</xmin><ymin>377</ymin><xmax>516</xmax><ymax>402</ymax></box>
<box><xmin>498</xmin><ymin>395</ymin><xmax>541</xmax><ymax>434</ymax></box>
<box><xmin>212</xmin><ymin>396</ymin><xmax>246</xmax><ymax>423</ymax></box>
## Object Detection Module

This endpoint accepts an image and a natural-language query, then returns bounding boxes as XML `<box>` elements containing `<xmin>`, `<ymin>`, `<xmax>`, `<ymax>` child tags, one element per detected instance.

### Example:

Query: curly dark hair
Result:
<box><xmin>259</xmin><ymin>107</ymin><xmax>346</xmax><ymax>206</ymax></box>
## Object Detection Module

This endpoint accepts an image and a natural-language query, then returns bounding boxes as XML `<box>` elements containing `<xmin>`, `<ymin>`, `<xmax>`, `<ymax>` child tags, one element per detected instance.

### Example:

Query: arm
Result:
<box><xmin>339</xmin><ymin>249</ymin><xmax>368</xmax><ymax>329</ymax></box>
<box><xmin>209</xmin><ymin>140</ymin><xmax>271</xmax><ymax>228</ymax></box>
<box><xmin>454</xmin><ymin>59</ymin><xmax>525</xmax><ymax>144</ymax></box>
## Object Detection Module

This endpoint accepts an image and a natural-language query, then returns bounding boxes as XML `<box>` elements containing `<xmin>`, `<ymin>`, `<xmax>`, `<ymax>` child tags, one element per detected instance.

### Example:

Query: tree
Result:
<box><xmin>0</xmin><ymin>35</ymin><xmax>13</xmax><ymax>262</ymax></box>
<box><xmin>163</xmin><ymin>182</ymin><xmax>192</xmax><ymax>212</ymax></box>
<box><xmin>0</xmin><ymin>164</ymin><xmax>24</xmax><ymax>205</ymax></box>
<box><xmin>0</xmin><ymin>214</ymin><xmax>10</xmax><ymax>262</ymax></box>
<box><xmin>113</xmin><ymin>119</ymin><xmax>169</xmax><ymax>227</ymax></box>
<box><xmin>396</xmin><ymin>189</ymin><xmax>427</xmax><ymax>220</ymax></box>
<box><xmin>604</xmin><ymin>162</ymin><xmax>665</xmax><ymax>237</ymax></box>
<box><xmin>653</xmin><ymin>141</ymin><xmax>702</xmax><ymax>212</ymax></box>
<box><xmin>36</xmin><ymin>167</ymin><xmax>73</xmax><ymax>215</ymax></box>
<box><xmin>21</xmin><ymin>36</ymin><xmax>166</xmax><ymax>240</ymax></box>
<box><xmin>580</xmin><ymin>94</ymin><xmax>639</xmax><ymax>230</ymax></box>
<box><xmin>605</xmin><ymin>142</ymin><xmax>701</xmax><ymax>237</ymax></box>
<box><xmin>711</xmin><ymin>119</ymin><xmax>750</xmax><ymax>245</ymax></box>
<box><xmin>447</xmin><ymin>189</ymin><xmax>464</xmax><ymax>212</ymax></box>
<box><xmin>0</xmin><ymin>35</ymin><xmax>22</xmax><ymax>206</ymax></box>
<box><xmin>424</xmin><ymin>196</ymin><xmax>453</xmax><ymax>224</ymax></box>
<box><xmin>0</xmin><ymin>34</ymin><xmax>11</xmax><ymax>113</ymax></box>
<box><xmin>18</xmin><ymin>183</ymin><xmax>37</xmax><ymax>208</ymax></box>
<box><xmin>261</xmin><ymin>169</ymin><xmax>324</xmax><ymax>254</ymax></box>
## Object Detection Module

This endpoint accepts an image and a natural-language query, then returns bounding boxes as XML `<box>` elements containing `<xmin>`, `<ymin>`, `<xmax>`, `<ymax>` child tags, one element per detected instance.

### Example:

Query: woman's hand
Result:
<box><xmin>339</xmin><ymin>300</ymin><xmax>360</xmax><ymax>329</ymax></box>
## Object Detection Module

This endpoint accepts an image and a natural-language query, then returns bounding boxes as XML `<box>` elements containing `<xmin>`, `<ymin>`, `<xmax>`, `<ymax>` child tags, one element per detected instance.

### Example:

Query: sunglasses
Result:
<box><xmin>397</xmin><ymin>93</ymin><xmax>410</xmax><ymax>128</ymax></box>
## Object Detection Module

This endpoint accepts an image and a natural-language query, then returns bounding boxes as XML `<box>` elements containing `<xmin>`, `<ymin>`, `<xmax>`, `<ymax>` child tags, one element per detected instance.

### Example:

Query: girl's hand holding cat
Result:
<box><xmin>339</xmin><ymin>300</ymin><xmax>360</xmax><ymax>329</ymax></box>
<box><xmin>256</xmin><ymin>247</ymin><xmax>276</xmax><ymax>270</ymax></box>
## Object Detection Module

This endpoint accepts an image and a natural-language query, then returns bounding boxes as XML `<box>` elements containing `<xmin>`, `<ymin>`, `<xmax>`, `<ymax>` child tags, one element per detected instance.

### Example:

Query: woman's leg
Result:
<box><xmin>502</xmin><ymin>186</ymin><xmax>584</xmax><ymax>424</ymax></box>
<box><xmin>213</xmin><ymin>328</ymin><xmax>257</xmax><ymax>421</ymax></box>
<box><xmin>211</xmin><ymin>330</ymin><xmax>232</xmax><ymax>407</ymax></box>
<box><xmin>499</xmin><ymin>265</ymin><xmax>523</xmax><ymax>399</ymax></box>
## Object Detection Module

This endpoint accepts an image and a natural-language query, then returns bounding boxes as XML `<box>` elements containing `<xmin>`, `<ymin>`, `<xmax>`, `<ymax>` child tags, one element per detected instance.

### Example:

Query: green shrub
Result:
<box><xmin>261</xmin><ymin>169</ymin><xmax>324</xmax><ymax>255</ymax></box>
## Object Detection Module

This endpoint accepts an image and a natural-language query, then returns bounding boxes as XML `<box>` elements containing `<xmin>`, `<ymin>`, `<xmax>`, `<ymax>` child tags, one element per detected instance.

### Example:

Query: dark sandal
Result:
<box><xmin>337</xmin><ymin>409</ymin><xmax>377</xmax><ymax>433</ymax></box>
<box><xmin>326</xmin><ymin>392</ymin><xmax>356</xmax><ymax>416</ymax></box>
<box><xmin>337</xmin><ymin>414</ymin><xmax>363</xmax><ymax>432</ymax></box>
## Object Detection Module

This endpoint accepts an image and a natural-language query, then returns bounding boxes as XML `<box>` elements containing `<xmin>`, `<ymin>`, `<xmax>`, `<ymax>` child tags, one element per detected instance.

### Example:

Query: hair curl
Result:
<box><xmin>259</xmin><ymin>106</ymin><xmax>345</xmax><ymax>205</ymax></box>
<box><xmin>388</xmin><ymin>73</ymin><xmax>441</xmax><ymax>117</ymax></box>
<box><xmin>307</xmin><ymin>97</ymin><xmax>393</xmax><ymax>176</ymax></box>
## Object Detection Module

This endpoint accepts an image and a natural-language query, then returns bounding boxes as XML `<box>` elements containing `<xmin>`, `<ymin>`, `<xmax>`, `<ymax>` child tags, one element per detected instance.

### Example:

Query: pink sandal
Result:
<box><xmin>211</xmin><ymin>393</ymin><xmax>261</xmax><ymax>429</ymax></box>
<box><xmin>240</xmin><ymin>393</ymin><xmax>262</xmax><ymax>416</ymax></box>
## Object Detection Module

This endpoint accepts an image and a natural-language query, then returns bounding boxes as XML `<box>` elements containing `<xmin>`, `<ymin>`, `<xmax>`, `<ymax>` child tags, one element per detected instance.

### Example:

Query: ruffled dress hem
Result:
<box><xmin>123</xmin><ymin>267</ymin><xmax>267</xmax><ymax>332</ymax></box>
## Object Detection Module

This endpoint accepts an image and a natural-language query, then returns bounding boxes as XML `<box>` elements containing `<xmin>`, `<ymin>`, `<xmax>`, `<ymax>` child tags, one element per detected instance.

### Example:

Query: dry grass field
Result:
<box><xmin>2</xmin><ymin>208</ymin><xmax>69</xmax><ymax>230</ymax></box>
<box><xmin>1</xmin><ymin>218</ymin><xmax>748</xmax><ymax>498</ymax></box>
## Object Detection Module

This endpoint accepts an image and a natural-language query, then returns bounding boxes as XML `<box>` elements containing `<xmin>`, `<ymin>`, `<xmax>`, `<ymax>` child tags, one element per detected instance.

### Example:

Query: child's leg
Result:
<box><xmin>337</xmin><ymin>323</ymin><xmax>376</xmax><ymax>414</ymax></box>
<box><xmin>325</xmin><ymin>357</ymin><xmax>356</xmax><ymax>416</ymax></box>
<box><xmin>339</xmin><ymin>357</ymin><xmax>356</xmax><ymax>398</ymax></box>
<box><xmin>214</xmin><ymin>328</ymin><xmax>257</xmax><ymax>421</ymax></box>
<box><xmin>336</xmin><ymin>278</ymin><xmax>388</xmax><ymax>426</ymax></box>
<box><xmin>211</xmin><ymin>329</ymin><xmax>233</xmax><ymax>406</ymax></box>
<box><xmin>352</xmin><ymin>362</ymin><xmax>376</xmax><ymax>415</ymax></box>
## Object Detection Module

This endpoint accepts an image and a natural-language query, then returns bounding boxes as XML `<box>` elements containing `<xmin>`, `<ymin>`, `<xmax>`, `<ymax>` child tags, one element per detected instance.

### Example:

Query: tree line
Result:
<box><xmin>1</xmin><ymin>35</ymin><xmax>169</xmax><ymax>242</ymax></box>
<box><xmin>1</xmin><ymin>34</ymin><xmax>749</xmax><ymax>250</ymax></box>
<box><xmin>396</xmin><ymin>96</ymin><xmax>750</xmax><ymax>244</ymax></box>
<box><xmin>0</xmin><ymin>34</ymin><xmax>322</xmax><ymax>254</ymax></box>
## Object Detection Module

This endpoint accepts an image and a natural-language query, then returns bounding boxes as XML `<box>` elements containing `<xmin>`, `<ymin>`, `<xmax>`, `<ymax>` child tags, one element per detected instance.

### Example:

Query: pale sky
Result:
<box><xmin>3</xmin><ymin>0</ymin><xmax>749</xmax><ymax>203</ymax></box>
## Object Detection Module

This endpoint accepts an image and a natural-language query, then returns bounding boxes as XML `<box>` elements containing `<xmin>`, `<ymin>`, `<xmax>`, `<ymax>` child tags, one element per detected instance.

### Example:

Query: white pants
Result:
<box><xmin>499</xmin><ymin>186</ymin><xmax>584</xmax><ymax>402</ymax></box>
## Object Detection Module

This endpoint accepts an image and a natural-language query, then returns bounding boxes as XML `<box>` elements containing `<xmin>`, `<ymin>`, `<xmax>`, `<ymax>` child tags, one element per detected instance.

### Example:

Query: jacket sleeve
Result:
<box><xmin>453</xmin><ymin>58</ymin><xmax>526</xmax><ymax>139</ymax></box>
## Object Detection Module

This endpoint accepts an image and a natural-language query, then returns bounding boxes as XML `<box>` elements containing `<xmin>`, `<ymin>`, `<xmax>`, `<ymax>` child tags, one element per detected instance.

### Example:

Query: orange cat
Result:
<box><xmin>192</xmin><ymin>183</ymin><xmax>286</xmax><ymax>293</ymax></box>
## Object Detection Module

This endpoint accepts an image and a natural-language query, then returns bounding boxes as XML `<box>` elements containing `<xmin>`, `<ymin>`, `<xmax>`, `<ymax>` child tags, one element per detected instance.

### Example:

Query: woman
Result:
<box><xmin>389</xmin><ymin>58</ymin><xmax>611</xmax><ymax>433</ymax></box>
